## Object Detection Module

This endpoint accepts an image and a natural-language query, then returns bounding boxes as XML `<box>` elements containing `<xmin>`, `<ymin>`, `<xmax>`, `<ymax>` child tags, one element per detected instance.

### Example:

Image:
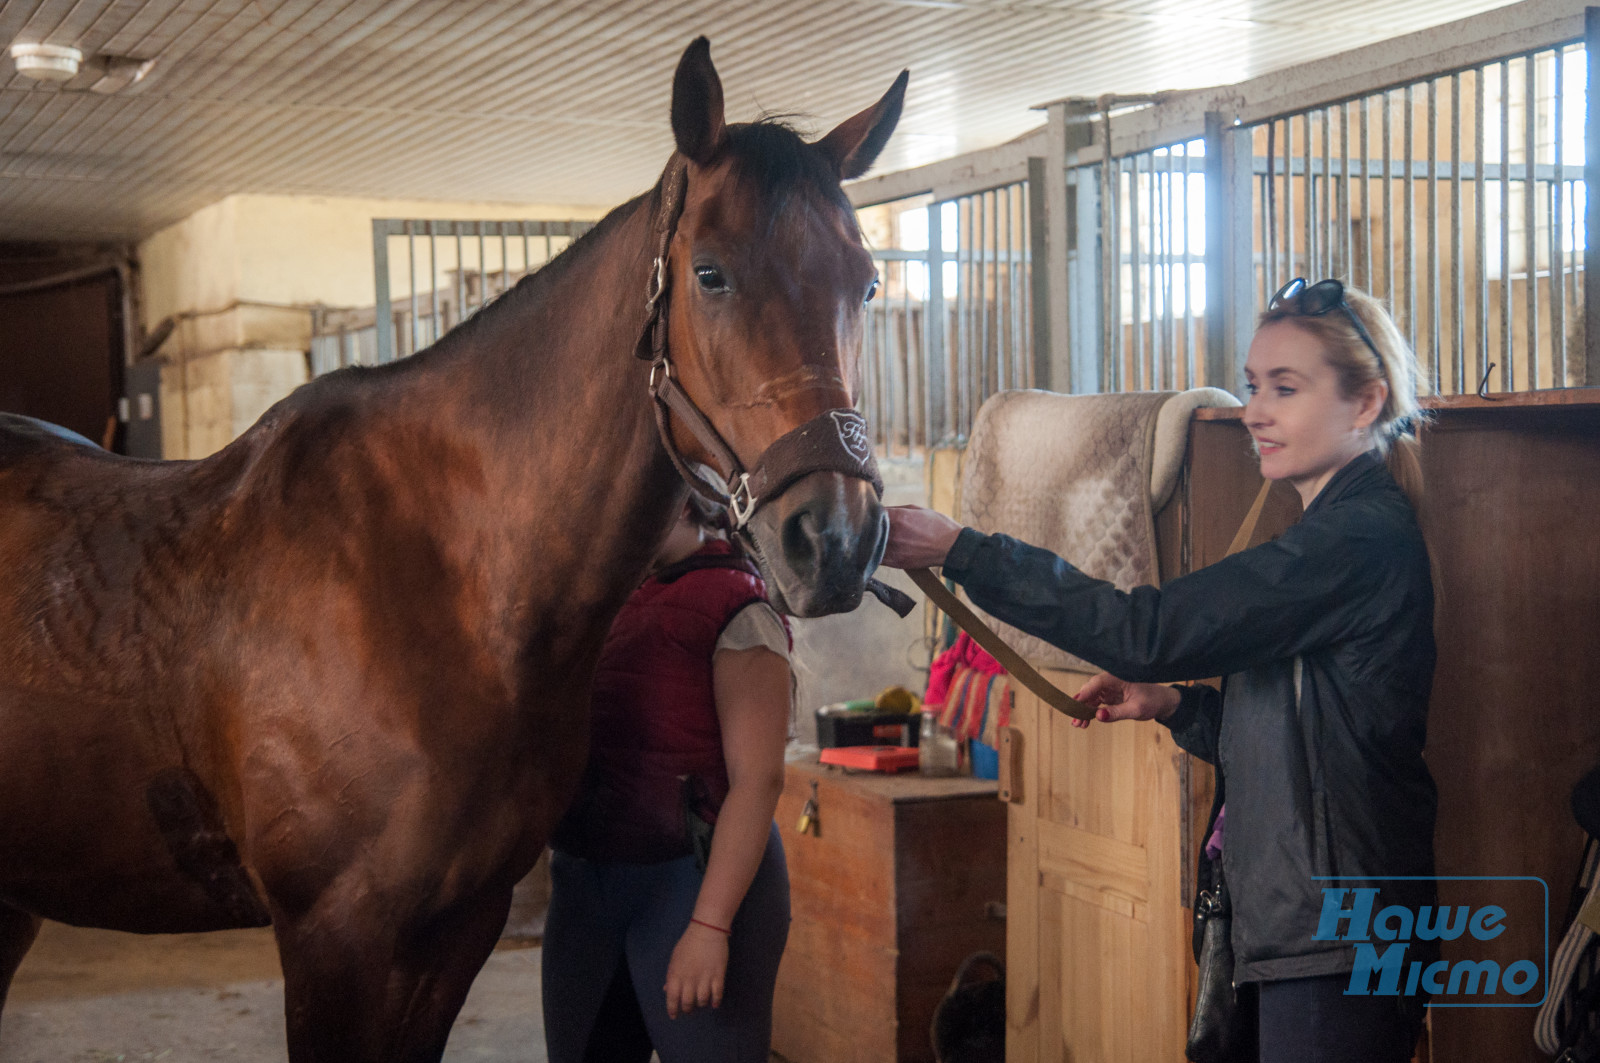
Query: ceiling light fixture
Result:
<box><xmin>10</xmin><ymin>42</ymin><xmax>83</xmax><ymax>82</ymax></box>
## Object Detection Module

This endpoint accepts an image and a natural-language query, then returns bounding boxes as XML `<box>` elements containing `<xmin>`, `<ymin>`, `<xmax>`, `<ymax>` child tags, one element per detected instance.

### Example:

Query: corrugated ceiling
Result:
<box><xmin>0</xmin><ymin>0</ymin><xmax>1523</xmax><ymax>241</ymax></box>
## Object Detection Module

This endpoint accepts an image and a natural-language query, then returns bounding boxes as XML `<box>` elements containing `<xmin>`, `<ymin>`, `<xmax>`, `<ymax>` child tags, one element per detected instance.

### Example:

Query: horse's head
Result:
<box><xmin>649</xmin><ymin>38</ymin><xmax>908</xmax><ymax>617</ymax></box>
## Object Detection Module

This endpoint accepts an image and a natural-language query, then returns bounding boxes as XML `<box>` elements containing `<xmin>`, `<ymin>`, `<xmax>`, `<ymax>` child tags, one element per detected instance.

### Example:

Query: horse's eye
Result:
<box><xmin>865</xmin><ymin>278</ymin><xmax>880</xmax><ymax>305</ymax></box>
<box><xmin>695</xmin><ymin>265</ymin><xmax>728</xmax><ymax>292</ymax></box>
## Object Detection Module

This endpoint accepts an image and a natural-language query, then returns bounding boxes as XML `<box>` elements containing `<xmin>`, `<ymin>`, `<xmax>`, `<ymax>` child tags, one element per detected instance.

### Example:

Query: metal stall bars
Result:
<box><xmin>1247</xmin><ymin>39</ymin><xmax>1587</xmax><ymax>396</ymax></box>
<box><xmin>1042</xmin><ymin>95</ymin><xmax>1214</xmax><ymax>397</ymax></box>
<box><xmin>949</xmin><ymin>182</ymin><xmax>1034</xmax><ymax>441</ymax></box>
<box><xmin>1093</xmin><ymin>133</ymin><xmax>1209</xmax><ymax>395</ymax></box>
<box><xmin>1128</xmin><ymin>142</ymin><xmax>1209</xmax><ymax>394</ymax></box>
<box><xmin>1024</xmin><ymin>1</ymin><xmax>1594</xmax><ymax>400</ymax></box>
<box><xmin>856</xmin><ymin>180</ymin><xmax>1033</xmax><ymax>456</ymax></box>
<box><xmin>310</xmin><ymin>219</ymin><xmax>593</xmax><ymax>375</ymax></box>
<box><xmin>857</xmin><ymin>203</ymin><xmax>938</xmax><ymax>459</ymax></box>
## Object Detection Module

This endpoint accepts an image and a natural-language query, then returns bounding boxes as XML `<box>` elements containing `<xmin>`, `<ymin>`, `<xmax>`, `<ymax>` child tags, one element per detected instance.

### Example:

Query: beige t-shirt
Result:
<box><xmin>715</xmin><ymin>601</ymin><xmax>790</xmax><ymax>660</ymax></box>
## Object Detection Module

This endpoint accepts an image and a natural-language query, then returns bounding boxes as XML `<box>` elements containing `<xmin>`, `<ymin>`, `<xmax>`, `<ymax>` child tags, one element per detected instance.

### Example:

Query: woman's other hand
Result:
<box><xmin>1072</xmin><ymin>673</ymin><xmax>1182</xmax><ymax>729</ymax></box>
<box><xmin>882</xmin><ymin>505</ymin><xmax>966</xmax><ymax>570</ymax></box>
<box><xmin>663</xmin><ymin>920</ymin><xmax>729</xmax><ymax>1018</ymax></box>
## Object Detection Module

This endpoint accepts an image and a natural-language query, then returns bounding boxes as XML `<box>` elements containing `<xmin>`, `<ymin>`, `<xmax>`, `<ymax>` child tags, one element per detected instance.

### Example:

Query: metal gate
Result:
<box><xmin>849</xmin><ymin>3</ymin><xmax>1598</xmax><ymax>403</ymax></box>
<box><xmin>310</xmin><ymin>218</ymin><xmax>593</xmax><ymax>375</ymax></box>
<box><xmin>1245</xmin><ymin>43</ymin><xmax>1586</xmax><ymax>394</ymax></box>
<box><xmin>859</xmin><ymin>180</ymin><xmax>1034</xmax><ymax>455</ymax></box>
<box><xmin>1048</xmin><ymin>15</ymin><xmax>1593</xmax><ymax>398</ymax></box>
<box><xmin>1066</xmin><ymin>135</ymin><xmax>1210</xmax><ymax>395</ymax></box>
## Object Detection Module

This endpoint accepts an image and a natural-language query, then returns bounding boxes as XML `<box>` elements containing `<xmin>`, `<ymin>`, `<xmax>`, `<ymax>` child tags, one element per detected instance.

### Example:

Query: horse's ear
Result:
<box><xmin>816</xmin><ymin>70</ymin><xmax>909</xmax><ymax>181</ymax></box>
<box><xmin>671</xmin><ymin>37</ymin><xmax>725</xmax><ymax>166</ymax></box>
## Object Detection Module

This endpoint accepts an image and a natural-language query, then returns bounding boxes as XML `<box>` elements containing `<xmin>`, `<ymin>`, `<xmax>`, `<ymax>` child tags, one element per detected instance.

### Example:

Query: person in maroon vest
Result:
<box><xmin>542</xmin><ymin>487</ymin><xmax>794</xmax><ymax>1063</ymax></box>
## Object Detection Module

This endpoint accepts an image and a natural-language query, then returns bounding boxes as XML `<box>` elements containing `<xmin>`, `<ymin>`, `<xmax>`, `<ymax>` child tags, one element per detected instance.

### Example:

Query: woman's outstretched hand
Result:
<box><xmin>882</xmin><ymin>505</ymin><xmax>966</xmax><ymax>570</ymax></box>
<box><xmin>1073</xmin><ymin>672</ymin><xmax>1183</xmax><ymax>729</ymax></box>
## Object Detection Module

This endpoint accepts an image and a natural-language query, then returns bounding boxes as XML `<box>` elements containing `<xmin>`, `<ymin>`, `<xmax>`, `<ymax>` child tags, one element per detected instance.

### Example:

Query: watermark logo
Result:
<box><xmin>1312</xmin><ymin>876</ymin><xmax>1547</xmax><ymax>1006</ymax></box>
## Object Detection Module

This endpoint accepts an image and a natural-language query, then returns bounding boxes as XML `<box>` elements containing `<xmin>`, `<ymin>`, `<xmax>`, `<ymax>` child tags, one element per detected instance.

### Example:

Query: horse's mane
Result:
<box><xmin>410</xmin><ymin>193</ymin><xmax>646</xmax><ymax>360</ymax></box>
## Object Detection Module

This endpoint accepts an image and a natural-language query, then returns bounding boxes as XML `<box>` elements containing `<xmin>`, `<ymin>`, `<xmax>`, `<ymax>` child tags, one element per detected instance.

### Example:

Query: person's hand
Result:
<box><xmin>882</xmin><ymin>505</ymin><xmax>966</xmax><ymax>570</ymax></box>
<box><xmin>1072</xmin><ymin>673</ymin><xmax>1182</xmax><ymax>729</ymax></box>
<box><xmin>663</xmin><ymin>920</ymin><xmax>729</xmax><ymax>1019</ymax></box>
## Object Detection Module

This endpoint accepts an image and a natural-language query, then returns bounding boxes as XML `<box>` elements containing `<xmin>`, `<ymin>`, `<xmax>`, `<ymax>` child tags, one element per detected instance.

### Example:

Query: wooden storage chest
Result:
<box><xmin>772</xmin><ymin>756</ymin><xmax>1007</xmax><ymax>1063</ymax></box>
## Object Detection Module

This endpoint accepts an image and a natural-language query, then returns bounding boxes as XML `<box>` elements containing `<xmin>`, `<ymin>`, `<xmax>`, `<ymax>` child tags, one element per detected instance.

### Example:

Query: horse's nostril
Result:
<box><xmin>782</xmin><ymin>507</ymin><xmax>821</xmax><ymax>571</ymax></box>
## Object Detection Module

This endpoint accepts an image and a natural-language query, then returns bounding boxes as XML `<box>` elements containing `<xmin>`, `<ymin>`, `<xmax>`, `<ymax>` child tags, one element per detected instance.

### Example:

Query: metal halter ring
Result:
<box><xmin>648</xmin><ymin>357</ymin><xmax>672</xmax><ymax>392</ymax></box>
<box><xmin>729</xmin><ymin>473</ymin><xmax>758</xmax><ymax>529</ymax></box>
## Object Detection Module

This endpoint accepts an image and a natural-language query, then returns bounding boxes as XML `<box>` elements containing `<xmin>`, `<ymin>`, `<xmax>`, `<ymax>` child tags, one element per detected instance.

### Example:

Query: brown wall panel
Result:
<box><xmin>1421</xmin><ymin>406</ymin><xmax>1600</xmax><ymax>1062</ymax></box>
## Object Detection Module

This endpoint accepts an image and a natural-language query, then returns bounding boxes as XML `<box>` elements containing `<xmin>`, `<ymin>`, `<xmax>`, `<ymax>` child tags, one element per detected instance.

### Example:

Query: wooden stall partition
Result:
<box><xmin>1418</xmin><ymin>396</ymin><xmax>1600</xmax><ymax>1062</ymax></box>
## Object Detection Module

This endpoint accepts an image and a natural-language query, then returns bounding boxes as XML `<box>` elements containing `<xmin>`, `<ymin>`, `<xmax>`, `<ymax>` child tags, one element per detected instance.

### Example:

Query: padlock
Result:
<box><xmin>795</xmin><ymin>781</ymin><xmax>819</xmax><ymax>835</ymax></box>
<box><xmin>796</xmin><ymin>797</ymin><xmax>817</xmax><ymax>835</ymax></box>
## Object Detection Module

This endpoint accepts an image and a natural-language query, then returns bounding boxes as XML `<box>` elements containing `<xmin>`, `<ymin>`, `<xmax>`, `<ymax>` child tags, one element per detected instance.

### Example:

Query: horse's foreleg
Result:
<box><xmin>0</xmin><ymin>903</ymin><xmax>41</xmax><ymax>1027</ymax></box>
<box><xmin>276</xmin><ymin>883</ymin><xmax>515</xmax><ymax>1063</ymax></box>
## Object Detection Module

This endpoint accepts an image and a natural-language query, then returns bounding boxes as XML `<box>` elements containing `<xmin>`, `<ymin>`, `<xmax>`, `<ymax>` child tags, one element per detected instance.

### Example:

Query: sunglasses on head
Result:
<box><xmin>1268</xmin><ymin>277</ymin><xmax>1383</xmax><ymax>362</ymax></box>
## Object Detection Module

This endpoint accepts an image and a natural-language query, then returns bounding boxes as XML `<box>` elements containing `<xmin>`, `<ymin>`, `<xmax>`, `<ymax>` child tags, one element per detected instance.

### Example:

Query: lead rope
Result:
<box><xmin>909</xmin><ymin>478</ymin><xmax>1275</xmax><ymax>723</ymax></box>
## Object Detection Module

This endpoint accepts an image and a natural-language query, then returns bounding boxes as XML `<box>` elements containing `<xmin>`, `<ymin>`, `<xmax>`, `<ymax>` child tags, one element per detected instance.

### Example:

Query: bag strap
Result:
<box><xmin>910</xmin><ymin>478</ymin><xmax>1274</xmax><ymax>724</ymax></box>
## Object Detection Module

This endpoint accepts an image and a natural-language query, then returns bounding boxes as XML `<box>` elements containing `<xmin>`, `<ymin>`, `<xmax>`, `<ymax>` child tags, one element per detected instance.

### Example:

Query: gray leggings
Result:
<box><xmin>542</xmin><ymin>823</ymin><xmax>790</xmax><ymax>1063</ymax></box>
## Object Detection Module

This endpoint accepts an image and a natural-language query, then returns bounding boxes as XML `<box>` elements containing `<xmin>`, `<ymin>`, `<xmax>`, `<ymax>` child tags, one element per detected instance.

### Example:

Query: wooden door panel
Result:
<box><xmin>1038</xmin><ymin>821</ymin><xmax>1148</xmax><ymax>909</ymax></box>
<box><xmin>1046</xmin><ymin>707</ymin><xmax>1145</xmax><ymax>843</ymax></box>
<box><xmin>1010</xmin><ymin>668</ymin><xmax>1191</xmax><ymax>1061</ymax></box>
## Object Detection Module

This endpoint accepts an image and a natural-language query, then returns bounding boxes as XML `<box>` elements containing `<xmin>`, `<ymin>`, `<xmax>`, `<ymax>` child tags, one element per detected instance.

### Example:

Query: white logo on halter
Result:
<box><xmin>830</xmin><ymin>410</ymin><xmax>871</xmax><ymax>465</ymax></box>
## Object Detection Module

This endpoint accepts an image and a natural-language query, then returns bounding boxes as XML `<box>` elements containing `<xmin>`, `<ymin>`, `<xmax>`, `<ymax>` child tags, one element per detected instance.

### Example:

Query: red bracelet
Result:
<box><xmin>690</xmin><ymin>917</ymin><xmax>730</xmax><ymax>935</ymax></box>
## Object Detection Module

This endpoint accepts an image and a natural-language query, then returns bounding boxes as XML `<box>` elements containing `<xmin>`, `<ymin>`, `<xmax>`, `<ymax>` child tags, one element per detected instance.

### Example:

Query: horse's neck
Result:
<box><xmin>389</xmin><ymin>197</ymin><xmax>681</xmax><ymax>655</ymax></box>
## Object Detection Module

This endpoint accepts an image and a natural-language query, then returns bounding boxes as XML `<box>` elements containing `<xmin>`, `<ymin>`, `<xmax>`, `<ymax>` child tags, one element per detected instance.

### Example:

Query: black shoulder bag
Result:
<box><xmin>1186</xmin><ymin>847</ymin><xmax>1257</xmax><ymax>1061</ymax></box>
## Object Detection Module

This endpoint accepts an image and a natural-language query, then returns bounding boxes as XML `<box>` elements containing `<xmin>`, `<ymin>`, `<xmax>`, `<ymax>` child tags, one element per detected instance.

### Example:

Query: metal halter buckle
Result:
<box><xmin>729</xmin><ymin>473</ymin><xmax>758</xmax><ymax>529</ymax></box>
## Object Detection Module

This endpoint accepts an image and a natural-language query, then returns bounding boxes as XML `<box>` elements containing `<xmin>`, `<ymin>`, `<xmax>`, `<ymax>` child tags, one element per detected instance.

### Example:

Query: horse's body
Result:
<box><xmin>0</xmin><ymin>40</ymin><xmax>905</xmax><ymax>1061</ymax></box>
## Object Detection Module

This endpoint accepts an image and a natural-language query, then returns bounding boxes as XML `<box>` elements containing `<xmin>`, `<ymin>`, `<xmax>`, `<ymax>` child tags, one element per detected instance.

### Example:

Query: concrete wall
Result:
<box><xmin>138</xmin><ymin>193</ymin><xmax>607</xmax><ymax>458</ymax></box>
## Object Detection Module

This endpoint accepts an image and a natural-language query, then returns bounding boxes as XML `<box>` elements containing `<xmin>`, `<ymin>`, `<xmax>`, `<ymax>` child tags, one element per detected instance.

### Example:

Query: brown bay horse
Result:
<box><xmin>0</xmin><ymin>38</ymin><xmax>906</xmax><ymax>1061</ymax></box>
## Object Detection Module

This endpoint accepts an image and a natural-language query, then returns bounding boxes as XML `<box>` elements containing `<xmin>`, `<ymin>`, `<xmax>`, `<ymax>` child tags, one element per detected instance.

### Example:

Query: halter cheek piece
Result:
<box><xmin>633</xmin><ymin>160</ymin><xmax>913</xmax><ymax>617</ymax></box>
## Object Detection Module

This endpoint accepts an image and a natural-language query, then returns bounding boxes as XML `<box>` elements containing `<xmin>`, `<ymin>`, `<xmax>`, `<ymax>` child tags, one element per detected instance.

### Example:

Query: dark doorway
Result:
<box><xmin>0</xmin><ymin>247</ymin><xmax>129</xmax><ymax>452</ymax></box>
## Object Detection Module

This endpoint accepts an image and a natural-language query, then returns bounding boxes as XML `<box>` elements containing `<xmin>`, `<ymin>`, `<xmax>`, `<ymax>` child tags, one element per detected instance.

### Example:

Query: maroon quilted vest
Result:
<box><xmin>552</xmin><ymin>539</ymin><xmax>785</xmax><ymax>863</ymax></box>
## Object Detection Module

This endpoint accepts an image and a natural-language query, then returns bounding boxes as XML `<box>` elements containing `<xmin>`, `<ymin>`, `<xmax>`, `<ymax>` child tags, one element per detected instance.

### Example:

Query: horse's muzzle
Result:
<box><xmin>748</xmin><ymin>472</ymin><xmax>885</xmax><ymax>618</ymax></box>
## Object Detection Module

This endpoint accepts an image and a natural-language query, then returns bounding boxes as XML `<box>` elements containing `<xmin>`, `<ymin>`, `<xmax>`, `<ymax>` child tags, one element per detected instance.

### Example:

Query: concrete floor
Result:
<box><xmin>0</xmin><ymin>923</ymin><xmax>549</xmax><ymax>1062</ymax></box>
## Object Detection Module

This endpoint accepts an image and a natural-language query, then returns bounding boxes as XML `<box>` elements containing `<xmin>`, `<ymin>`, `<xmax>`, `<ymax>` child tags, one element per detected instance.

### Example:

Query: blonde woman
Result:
<box><xmin>883</xmin><ymin>279</ymin><xmax>1436</xmax><ymax>1062</ymax></box>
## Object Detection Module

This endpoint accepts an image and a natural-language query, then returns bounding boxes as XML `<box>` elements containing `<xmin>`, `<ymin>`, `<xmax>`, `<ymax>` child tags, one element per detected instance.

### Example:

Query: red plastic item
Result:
<box><xmin>819</xmin><ymin>745</ymin><xmax>921</xmax><ymax>772</ymax></box>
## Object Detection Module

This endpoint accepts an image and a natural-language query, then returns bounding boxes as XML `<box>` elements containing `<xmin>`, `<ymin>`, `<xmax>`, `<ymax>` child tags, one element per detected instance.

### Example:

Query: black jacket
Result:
<box><xmin>943</xmin><ymin>451</ymin><xmax>1437</xmax><ymax>982</ymax></box>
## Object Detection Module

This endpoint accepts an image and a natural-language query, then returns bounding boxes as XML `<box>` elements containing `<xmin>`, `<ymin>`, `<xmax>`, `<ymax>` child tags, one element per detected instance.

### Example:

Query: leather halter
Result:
<box><xmin>633</xmin><ymin>159</ymin><xmax>912</xmax><ymax>616</ymax></box>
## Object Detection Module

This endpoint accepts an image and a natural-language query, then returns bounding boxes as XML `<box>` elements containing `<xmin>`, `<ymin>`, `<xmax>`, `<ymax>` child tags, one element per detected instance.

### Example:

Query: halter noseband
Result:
<box><xmin>633</xmin><ymin>160</ymin><xmax>912</xmax><ymax>616</ymax></box>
